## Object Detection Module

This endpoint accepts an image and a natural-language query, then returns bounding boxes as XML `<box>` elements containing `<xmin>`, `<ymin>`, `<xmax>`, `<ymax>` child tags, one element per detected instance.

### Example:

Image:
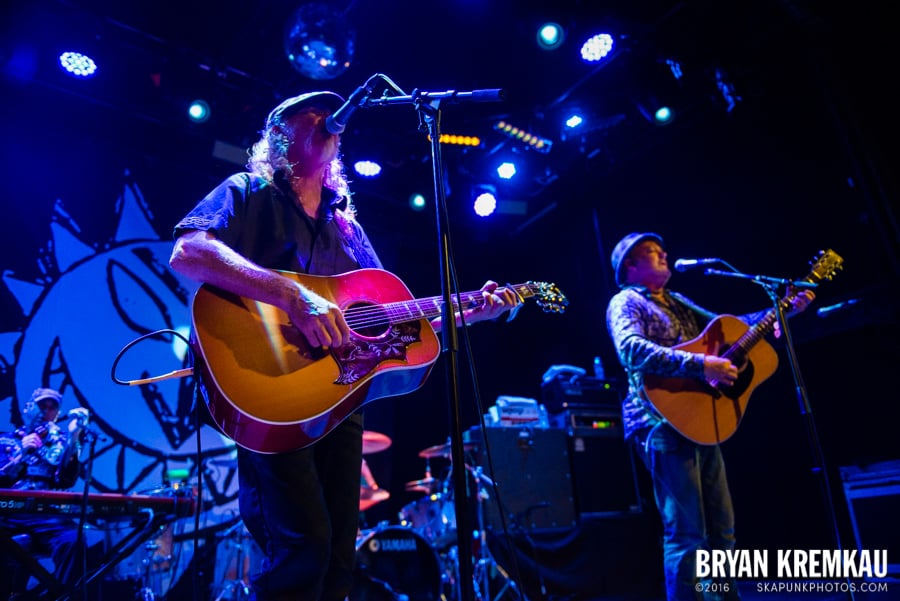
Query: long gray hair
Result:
<box><xmin>246</xmin><ymin>116</ymin><xmax>357</xmax><ymax>223</ymax></box>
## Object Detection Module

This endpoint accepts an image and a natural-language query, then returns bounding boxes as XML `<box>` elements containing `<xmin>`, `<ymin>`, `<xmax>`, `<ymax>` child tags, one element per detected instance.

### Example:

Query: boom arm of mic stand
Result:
<box><xmin>702</xmin><ymin>268</ymin><xmax>819</xmax><ymax>289</ymax></box>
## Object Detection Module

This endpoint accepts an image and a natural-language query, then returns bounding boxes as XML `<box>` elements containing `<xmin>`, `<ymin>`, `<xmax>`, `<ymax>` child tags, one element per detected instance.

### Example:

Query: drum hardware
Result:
<box><xmin>360</xmin><ymin>457</ymin><xmax>390</xmax><ymax>512</ymax></box>
<box><xmin>404</xmin><ymin>476</ymin><xmax>440</xmax><ymax>495</ymax></box>
<box><xmin>417</xmin><ymin>440</ymin><xmax>477</xmax><ymax>459</ymax></box>
<box><xmin>132</xmin><ymin>523</ymin><xmax>174</xmax><ymax>601</ymax></box>
<box><xmin>362</xmin><ymin>430</ymin><xmax>392</xmax><ymax>455</ymax></box>
<box><xmin>405</xmin><ymin>458</ymin><xmax>439</xmax><ymax>494</ymax></box>
<box><xmin>445</xmin><ymin>465</ymin><xmax>526</xmax><ymax>601</ymax></box>
<box><xmin>211</xmin><ymin>518</ymin><xmax>252</xmax><ymax>601</ymax></box>
<box><xmin>350</xmin><ymin>527</ymin><xmax>442</xmax><ymax>601</ymax></box>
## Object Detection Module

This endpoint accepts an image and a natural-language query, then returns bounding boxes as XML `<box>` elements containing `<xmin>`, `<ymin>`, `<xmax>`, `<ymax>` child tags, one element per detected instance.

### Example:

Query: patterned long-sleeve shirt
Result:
<box><xmin>606</xmin><ymin>285</ymin><xmax>765</xmax><ymax>439</ymax></box>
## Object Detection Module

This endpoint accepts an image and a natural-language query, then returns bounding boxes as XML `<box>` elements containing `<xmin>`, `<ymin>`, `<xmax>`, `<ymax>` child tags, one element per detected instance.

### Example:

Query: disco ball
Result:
<box><xmin>283</xmin><ymin>2</ymin><xmax>355</xmax><ymax>80</ymax></box>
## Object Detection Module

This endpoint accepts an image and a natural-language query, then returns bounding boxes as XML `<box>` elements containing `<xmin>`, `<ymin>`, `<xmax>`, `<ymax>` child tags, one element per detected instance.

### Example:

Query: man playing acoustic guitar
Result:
<box><xmin>605</xmin><ymin>232</ymin><xmax>816</xmax><ymax>601</ymax></box>
<box><xmin>169</xmin><ymin>90</ymin><xmax>519</xmax><ymax>601</ymax></box>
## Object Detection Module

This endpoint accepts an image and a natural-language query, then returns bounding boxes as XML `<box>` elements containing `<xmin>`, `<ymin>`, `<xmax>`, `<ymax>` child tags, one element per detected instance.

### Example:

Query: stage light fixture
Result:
<box><xmin>536</xmin><ymin>22</ymin><xmax>564</xmax><ymax>50</ymax></box>
<box><xmin>635</xmin><ymin>98</ymin><xmax>675</xmax><ymax>126</ymax></box>
<box><xmin>565</xmin><ymin>114</ymin><xmax>584</xmax><ymax>128</ymax></box>
<box><xmin>654</xmin><ymin>106</ymin><xmax>673</xmax><ymax>124</ymax></box>
<box><xmin>493</xmin><ymin>120</ymin><xmax>552</xmax><ymax>153</ymax></box>
<box><xmin>473</xmin><ymin>189</ymin><xmax>497</xmax><ymax>217</ymax></box>
<box><xmin>59</xmin><ymin>51</ymin><xmax>97</xmax><ymax>78</ymax></box>
<box><xmin>353</xmin><ymin>160</ymin><xmax>382</xmax><ymax>177</ymax></box>
<box><xmin>409</xmin><ymin>193</ymin><xmax>427</xmax><ymax>211</ymax></box>
<box><xmin>496</xmin><ymin>162</ymin><xmax>516</xmax><ymax>180</ymax></box>
<box><xmin>430</xmin><ymin>134</ymin><xmax>481</xmax><ymax>147</ymax></box>
<box><xmin>580</xmin><ymin>33</ymin><xmax>614</xmax><ymax>63</ymax></box>
<box><xmin>283</xmin><ymin>2</ymin><xmax>355</xmax><ymax>80</ymax></box>
<box><xmin>188</xmin><ymin>100</ymin><xmax>211</xmax><ymax>123</ymax></box>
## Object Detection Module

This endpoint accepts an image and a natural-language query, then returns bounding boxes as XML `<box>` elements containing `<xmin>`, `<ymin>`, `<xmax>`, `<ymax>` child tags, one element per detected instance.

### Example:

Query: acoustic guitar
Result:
<box><xmin>642</xmin><ymin>249</ymin><xmax>843</xmax><ymax>445</ymax></box>
<box><xmin>190</xmin><ymin>268</ymin><xmax>568</xmax><ymax>453</ymax></box>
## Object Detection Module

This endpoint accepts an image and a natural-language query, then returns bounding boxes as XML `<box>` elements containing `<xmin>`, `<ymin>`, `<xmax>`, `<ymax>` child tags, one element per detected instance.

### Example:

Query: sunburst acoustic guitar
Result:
<box><xmin>190</xmin><ymin>268</ymin><xmax>568</xmax><ymax>453</ymax></box>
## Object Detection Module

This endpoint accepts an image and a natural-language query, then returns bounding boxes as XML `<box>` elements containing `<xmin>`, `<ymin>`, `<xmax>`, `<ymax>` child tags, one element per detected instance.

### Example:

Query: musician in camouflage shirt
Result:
<box><xmin>605</xmin><ymin>233</ymin><xmax>814</xmax><ymax>601</ymax></box>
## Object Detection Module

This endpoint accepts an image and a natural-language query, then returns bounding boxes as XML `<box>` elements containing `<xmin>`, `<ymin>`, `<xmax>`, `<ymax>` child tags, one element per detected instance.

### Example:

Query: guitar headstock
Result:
<box><xmin>528</xmin><ymin>281</ymin><xmax>569</xmax><ymax>314</ymax></box>
<box><xmin>805</xmin><ymin>249</ymin><xmax>844</xmax><ymax>284</ymax></box>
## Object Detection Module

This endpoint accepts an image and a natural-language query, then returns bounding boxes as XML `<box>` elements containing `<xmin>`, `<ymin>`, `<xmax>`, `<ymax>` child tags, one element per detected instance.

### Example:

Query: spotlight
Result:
<box><xmin>654</xmin><ymin>106</ymin><xmax>673</xmax><ymax>124</ymax></box>
<box><xmin>188</xmin><ymin>100</ymin><xmax>211</xmax><ymax>123</ymax></box>
<box><xmin>59</xmin><ymin>51</ymin><xmax>97</xmax><ymax>78</ymax></box>
<box><xmin>536</xmin><ymin>22</ymin><xmax>564</xmax><ymax>50</ymax></box>
<box><xmin>565</xmin><ymin>114</ymin><xmax>584</xmax><ymax>128</ymax></box>
<box><xmin>635</xmin><ymin>99</ymin><xmax>675</xmax><ymax>126</ymax></box>
<box><xmin>496</xmin><ymin>162</ymin><xmax>516</xmax><ymax>180</ymax></box>
<box><xmin>473</xmin><ymin>189</ymin><xmax>497</xmax><ymax>217</ymax></box>
<box><xmin>409</xmin><ymin>193</ymin><xmax>427</xmax><ymax>211</ymax></box>
<box><xmin>580</xmin><ymin>33</ymin><xmax>615</xmax><ymax>63</ymax></box>
<box><xmin>353</xmin><ymin>160</ymin><xmax>382</xmax><ymax>177</ymax></box>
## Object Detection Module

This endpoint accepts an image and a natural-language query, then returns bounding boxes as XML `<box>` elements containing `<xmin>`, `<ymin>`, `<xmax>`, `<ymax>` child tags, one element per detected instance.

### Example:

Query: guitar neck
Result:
<box><xmin>724</xmin><ymin>290</ymin><xmax>801</xmax><ymax>359</ymax></box>
<box><xmin>384</xmin><ymin>283</ymin><xmax>538</xmax><ymax>324</ymax></box>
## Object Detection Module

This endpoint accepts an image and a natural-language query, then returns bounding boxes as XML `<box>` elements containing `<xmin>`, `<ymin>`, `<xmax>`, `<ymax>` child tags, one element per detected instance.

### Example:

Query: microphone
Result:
<box><xmin>673</xmin><ymin>258</ymin><xmax>720</xmax><ymax>272</ymax></box>
<box><xmin>326</xmin><ymin>77</ymin><xmax>378</xmax><ymax>135</ymax></box>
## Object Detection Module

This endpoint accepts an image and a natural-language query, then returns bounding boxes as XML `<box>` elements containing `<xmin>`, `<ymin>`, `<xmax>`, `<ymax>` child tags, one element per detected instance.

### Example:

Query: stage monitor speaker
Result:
<box><xmin>840</xmin><ymin>460</ymin><xmax>900</xmax><ymax>580</ymax></box>
<box><xmin>476</xmin><ymin>427</ymin><xmax>577</xmax><ymax>531</ymax></box>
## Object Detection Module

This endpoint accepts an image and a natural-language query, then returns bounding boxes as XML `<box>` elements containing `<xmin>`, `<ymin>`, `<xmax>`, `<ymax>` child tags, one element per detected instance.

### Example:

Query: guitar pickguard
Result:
<box><xmin>331</xmin><ymin>321</ymin><xmax>423</xmax><ymax>385</ymax></box>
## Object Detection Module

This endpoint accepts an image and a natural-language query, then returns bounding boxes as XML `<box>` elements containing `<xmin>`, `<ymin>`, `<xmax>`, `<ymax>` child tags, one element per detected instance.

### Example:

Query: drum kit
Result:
<box><xmin>354</xmin><ymin>432</ymin><xmax>523</xmax><ymax>601</ymax></box>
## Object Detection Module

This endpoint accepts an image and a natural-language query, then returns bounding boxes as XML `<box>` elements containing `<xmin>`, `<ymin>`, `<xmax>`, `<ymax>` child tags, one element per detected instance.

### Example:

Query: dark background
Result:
<box><xmin>2</xmin><ymin>0</ymin><xmax>898</xmax><ymax>582</ymax></box>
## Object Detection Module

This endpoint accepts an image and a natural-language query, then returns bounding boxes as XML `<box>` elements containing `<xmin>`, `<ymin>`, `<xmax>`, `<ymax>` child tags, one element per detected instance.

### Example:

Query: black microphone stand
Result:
<box><xmin>74</xmin><ymin>428</ymin><xmax>99</xmax><ymax>601</ymax></box>
<box><xmin>703</xmin><ymin>267</ymin><xmax>854</xmax><ymax>600</ymax></box>
<box><xmin>367</xmin><ymin>85</ymin><xmax>504</xmax><ymax>601</ymax></box>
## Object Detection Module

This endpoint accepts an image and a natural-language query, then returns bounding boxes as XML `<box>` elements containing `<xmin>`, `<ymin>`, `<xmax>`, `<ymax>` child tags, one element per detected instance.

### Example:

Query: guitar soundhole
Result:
<box><xmin>345</xmin><ymin>302</ymin><xmax>390</xmax><ymax>338</ymax></box>
<box><xmin>718</xmin><ymin>360</ymin><xmax>754</xmax><ymax>399</ymax></box>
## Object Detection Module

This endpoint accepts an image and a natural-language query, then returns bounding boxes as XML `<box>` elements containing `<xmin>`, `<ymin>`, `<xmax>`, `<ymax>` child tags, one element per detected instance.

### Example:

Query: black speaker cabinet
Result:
<box><xmin>840</xmin><ymin>460</ymin><xmax>900</xmax><ymax>580</ymax></box>
<box><xmin>557</xmin><ymin>406</ymin><xmax>642</xmax><ymax>518</ymax></box>
<box><xmin>476</xmin><ymin>427</ymin><xmax>577</xmax><ymax>531</ymax></box>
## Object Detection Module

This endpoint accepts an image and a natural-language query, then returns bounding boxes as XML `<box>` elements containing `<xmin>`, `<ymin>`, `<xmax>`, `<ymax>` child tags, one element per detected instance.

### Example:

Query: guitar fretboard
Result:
<box><xmin>343</xmin><ymin>283</ymin><xmax>548</xmax><ymax>330</ymax></box>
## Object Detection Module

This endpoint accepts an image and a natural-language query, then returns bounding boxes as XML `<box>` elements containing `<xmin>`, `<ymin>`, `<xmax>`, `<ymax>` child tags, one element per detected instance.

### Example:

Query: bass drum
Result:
<box><xmin>350</xmin><ymin>527</ymin><xmax>442</xmax><ymax>601</ymax></box>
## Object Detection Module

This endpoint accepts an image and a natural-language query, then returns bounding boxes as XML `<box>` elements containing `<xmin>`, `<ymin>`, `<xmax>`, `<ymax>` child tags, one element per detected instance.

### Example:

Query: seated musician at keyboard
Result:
<box><xmin>0</xmin><ymin>387</ymin><xmax>104</xmax><ymax>600</ymax></box>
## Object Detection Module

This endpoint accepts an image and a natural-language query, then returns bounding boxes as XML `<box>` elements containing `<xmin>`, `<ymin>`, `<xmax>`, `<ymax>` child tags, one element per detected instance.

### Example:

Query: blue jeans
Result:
<box><xmin>238</xmin><ymin>415</ymin><xmax>364</xmax><ymax>601</ymax></box>
<box><xmin>633</xmin><ymin>423</ymin><xmax>740</xmax><ymax>601</ymax></box>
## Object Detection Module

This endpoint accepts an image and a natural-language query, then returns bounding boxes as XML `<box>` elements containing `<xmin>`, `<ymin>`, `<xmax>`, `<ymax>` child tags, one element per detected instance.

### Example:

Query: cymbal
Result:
<box><xmin>417</xmin><ymin>441</ymin><xmax>477</xmax><ymax>459</ymax></box>
<box><xmin>404</xmin><ymin>477</ymin><xmax>440</xmax><ymax>494</ymax></box>
<box><xmin>362</xmin><ymin>430</ymin><xmax>392</xmax><ymax>455</ymax></box>
<box><xmin>359</xmin><ymin>487</ymin><xmax>390</xmax><ymax>511</ymax></box>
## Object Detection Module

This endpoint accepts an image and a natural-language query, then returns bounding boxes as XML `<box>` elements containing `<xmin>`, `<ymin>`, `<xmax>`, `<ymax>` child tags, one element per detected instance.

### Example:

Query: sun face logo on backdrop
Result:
<box><xmin>0</xmin><ymin>172</ymin><xmax>237</xmax><ymax>506</ymax></box>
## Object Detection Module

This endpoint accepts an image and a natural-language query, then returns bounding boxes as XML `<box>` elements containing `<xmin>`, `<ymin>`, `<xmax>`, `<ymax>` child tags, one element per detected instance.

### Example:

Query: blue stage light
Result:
<box><xmin>580</xmin><ymin>33</ymin><xmax>614</xmax><ymax>63</ymax></box>
<box><xmin>188</xmin><ymin>100</ymin><xmax>211</xmax><ymax>123</ymax></box>
<box><xmin>353</xmin><ymin>160</ymin><xmax>382</xmax><ymax>177</ymax></box>
<box><xmin>59</xmin><ymin>51</ymin><xmax>97</xmax><ymax>78</ymax></box>
<box><xmin>473</xmin><ymin>191</ymin><xmax>497</xmax><ymax>217</ymax></box>
<box><xmin>537</xmin><ymin>23</ymin><xmax>564</xmax><ymax>50</ymax></box>
<box><xmin>496</xmin><ymin>162</ymin><xmax>516</xmax><ymax>180</ymax></box>
<box><xmin>409</xmin><ymin>193</ymin><xmax>427</xmax><ymax>211</ymax></box>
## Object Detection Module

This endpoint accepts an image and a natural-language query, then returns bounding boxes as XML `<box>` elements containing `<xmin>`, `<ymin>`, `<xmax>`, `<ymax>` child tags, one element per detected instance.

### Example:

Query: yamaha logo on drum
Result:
<box><xmin>368</xmin><ymin>536</ymin><xmax>418</xmax><ymax>552</ymax></box>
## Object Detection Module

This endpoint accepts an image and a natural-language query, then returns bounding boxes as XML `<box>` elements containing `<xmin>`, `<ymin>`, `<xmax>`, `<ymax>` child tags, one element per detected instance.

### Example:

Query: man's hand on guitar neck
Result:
<box><xmin>785</xmin><ymin>289</ymin><xmax>816</xmax><ymax>317</ymax></box>
<box><xmin>773</xmin><ymin>289</ymin><xmax>816</xmax><ymax>338</ymax></box>
<box><xmin>430</xmin><ymin>280</ymin><xmax>521</xmax><ymax>333</ymax></box>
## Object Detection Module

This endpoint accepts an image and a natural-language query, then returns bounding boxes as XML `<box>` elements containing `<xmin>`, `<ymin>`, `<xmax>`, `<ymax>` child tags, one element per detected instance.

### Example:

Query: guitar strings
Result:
<box><xmin>339</xmin><ymin>284</ymin><xmax>542</xmax><ymax>329</ymax></box>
